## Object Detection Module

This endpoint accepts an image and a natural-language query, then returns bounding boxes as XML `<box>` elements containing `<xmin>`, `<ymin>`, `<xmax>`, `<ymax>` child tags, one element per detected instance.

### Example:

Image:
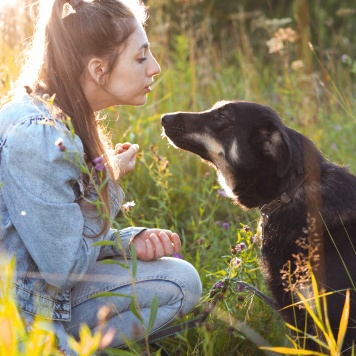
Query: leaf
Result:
<box><xmin>99</xmin><ymin>260</ymin><xmax>130</xmax><ymax>269</ymax></box>
<box><xmin>130</xmin><ymin>244</ymin><xmax>137</xmax><ymax>279</ymax></box>
<box><xmin>147</xmin><ymin>295</ymin><xmax>159</xmax><ymax>334</ymax></box>
<box><xmin>130</xmin><ymin>299</ymin><xmax>144</xmax><ymax>324</ymax></box>
<box><xmin>337</xmin><ymin>289</ymin><xmax>350</xmax><ymax>350</ymax></box>
<box><xmin>260</xmin><ymin>346</ymin><xmax>325</xmax><ymax>355</ymax></box>
<box><xmin>93</xmin><ymin>241</ymin><xmax>115</xmax><ymax>246</ymax></box>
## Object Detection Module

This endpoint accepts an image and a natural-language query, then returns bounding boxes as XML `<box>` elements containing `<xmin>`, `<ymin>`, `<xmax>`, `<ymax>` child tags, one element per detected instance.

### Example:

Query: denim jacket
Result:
<box><xmin>0</xmin><ymin>94</ymin><xmax>145</xmax><ymax>321</ymax></box>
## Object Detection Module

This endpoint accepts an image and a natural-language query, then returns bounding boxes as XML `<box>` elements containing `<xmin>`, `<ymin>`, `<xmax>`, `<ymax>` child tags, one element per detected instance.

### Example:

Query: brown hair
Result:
<box><xmin>14</xmin><ymin>0</ymin><xmax>147</xmax><ymax>235</ymax></box>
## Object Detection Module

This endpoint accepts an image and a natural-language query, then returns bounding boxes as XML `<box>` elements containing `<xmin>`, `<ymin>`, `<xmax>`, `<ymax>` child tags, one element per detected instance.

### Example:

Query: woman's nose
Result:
<box><xmin>148</xmin><ymin>54</ymin><xmax>161</xmax><ymax>77</ymax></box>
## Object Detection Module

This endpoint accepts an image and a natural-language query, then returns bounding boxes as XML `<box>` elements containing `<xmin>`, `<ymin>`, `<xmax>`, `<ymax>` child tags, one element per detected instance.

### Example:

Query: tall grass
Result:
<box><xmin>0</xmin><ymin>0</ymin><xmax>355</xmax><ymax>355</ymax></box>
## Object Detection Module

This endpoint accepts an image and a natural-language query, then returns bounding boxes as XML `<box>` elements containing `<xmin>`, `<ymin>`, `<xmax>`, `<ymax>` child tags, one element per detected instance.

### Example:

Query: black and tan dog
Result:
<box><xmin>161</xmin><ymin>100</ymin><xmax>356</xmax><ymax>353</ymax></box>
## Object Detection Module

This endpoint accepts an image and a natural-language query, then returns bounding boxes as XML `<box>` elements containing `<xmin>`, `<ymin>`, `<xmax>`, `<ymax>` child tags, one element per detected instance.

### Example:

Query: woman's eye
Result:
<box><xmin>138</xmin><ymin>57</ymin><xmax>147</xmax><ymax>64</ymax></box>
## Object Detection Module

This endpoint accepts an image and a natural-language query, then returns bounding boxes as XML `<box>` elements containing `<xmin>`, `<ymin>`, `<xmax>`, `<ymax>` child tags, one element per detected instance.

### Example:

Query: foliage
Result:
<box><xmin>0</xmin><ymin>0</ymin><xmax>356</xmax><ymax>355</ymax></box>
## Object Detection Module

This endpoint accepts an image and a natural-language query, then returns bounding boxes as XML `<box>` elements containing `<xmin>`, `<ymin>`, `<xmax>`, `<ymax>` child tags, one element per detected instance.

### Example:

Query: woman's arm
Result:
<box><xmin>1</xmin><ymin>120</ymin><xmax>115</xmax><ymax>289</ymax></box>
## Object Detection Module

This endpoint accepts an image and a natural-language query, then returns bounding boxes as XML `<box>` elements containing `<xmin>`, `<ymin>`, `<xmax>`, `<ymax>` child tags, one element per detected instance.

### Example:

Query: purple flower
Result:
<box><xmin>251</xmin><ymin>235</ymin><xmax>258</xmax><ymax>243</ymax></box>
<box><xmin>237</xmin><ymin>242</ymin><xmax>246</xmax><ymax>251</ymax></box>
<box><xmin>217</xmin><ymin>189</ymin><xmax>228</xmax><ymax>197</ymax></box>
<box><xmin>55</xmin><ymin>137</ymin><xmax>66</xmax><ymax>152</ymax></box>
<box><xmin>222</xmin><ymin>222</ymin><xmax>230</xmax><ymax>229</ymax></box>
<box><xmin>213</xmin><ymin>281</ymin><xmax>225</xmax><ymax>289</ymax></box>
<box><xmin>172</xmin><ymin>253</ymin><xmax>183</xmax><ymax>259</ymax></box>
<box><xmin>93</xmin><ymin>156</ymin><xmax>105</xmax><ymax>171</ymax></box>
<box><xmin>243</xmin><ymin>225</ymin><xmax>251</xmax><ymax>232</ymax></box>
<box><xmin>232</xmin><ymin>257</ymin><xmax>242</xmax><ymax>266</ymax></box>
<box><xmin>237</xmin><ymin>283</ymin><xmax>245</xmax><ymax>292</ymax></box>
<box><xmin>341</xmin><ymin>54</ymin><xmax>349</xmax><ymax>63</ymax></box>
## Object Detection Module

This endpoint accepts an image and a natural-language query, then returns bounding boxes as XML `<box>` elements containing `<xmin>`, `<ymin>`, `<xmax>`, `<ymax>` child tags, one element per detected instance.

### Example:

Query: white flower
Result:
<box><xmin>122</xmin><ymin>201</ymin><xmax>136</xmax><ymax>211</ymax></box>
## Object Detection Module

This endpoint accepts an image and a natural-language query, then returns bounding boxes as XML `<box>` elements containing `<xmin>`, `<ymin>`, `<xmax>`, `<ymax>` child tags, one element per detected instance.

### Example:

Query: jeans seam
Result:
<box><xmin>71</xmin><ymin>275</ymin><xmax>187</xmax><ymax>308</ymax></box>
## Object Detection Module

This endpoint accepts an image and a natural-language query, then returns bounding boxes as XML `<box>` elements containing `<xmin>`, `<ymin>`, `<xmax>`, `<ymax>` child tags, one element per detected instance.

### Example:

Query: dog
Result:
<box><xmin>161</xmin><ymin>100</ymin><xmax>356</xmax><ymax>353</ymax></box>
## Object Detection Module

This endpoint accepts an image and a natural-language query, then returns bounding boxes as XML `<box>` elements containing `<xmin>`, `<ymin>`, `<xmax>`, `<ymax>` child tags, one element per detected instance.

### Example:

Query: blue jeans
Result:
<box><xmin>21</xmin><ymin>257</ymin><xmax>202</xmax><ymax>355</ymax></box>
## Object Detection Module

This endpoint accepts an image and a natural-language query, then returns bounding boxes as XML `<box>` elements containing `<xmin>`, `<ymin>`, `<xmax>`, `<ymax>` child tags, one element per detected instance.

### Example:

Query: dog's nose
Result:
<box><xmin>161</xmin><ymin>114</ymin><xmax>173</xmax><ymax>126</ymax></box>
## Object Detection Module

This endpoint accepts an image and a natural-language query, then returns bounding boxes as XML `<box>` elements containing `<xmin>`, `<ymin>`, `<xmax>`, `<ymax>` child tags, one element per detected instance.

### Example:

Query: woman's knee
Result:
<box><xmin>157</xmin><ymin>257</ymin><xmax>202</xmax><ymax>314</ymax></box>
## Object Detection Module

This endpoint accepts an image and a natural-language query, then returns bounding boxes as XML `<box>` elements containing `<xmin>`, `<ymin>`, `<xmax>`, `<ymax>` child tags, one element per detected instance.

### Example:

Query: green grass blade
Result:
<box><xmin>147</xmin><ymin>295</ymin><xmax>159</xmax><ymax>334</ymax></box>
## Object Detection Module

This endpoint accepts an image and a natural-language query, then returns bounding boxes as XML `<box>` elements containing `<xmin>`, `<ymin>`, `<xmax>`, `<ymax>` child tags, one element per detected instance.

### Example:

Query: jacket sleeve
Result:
<box><xmin>97</xmin><ymin>226</ymin><xmax>147</xmax><ymax>260</ymax></box>
<box><xmin>1</xmin><ymin>119</ymin><xmax>130</xmax><ymax>289</ymax></box>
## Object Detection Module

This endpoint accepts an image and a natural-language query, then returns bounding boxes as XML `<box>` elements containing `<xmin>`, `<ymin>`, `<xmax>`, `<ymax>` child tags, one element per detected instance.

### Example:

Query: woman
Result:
<box><xmin>0</xmin><ymin>0</ymin><xmax>202</xmax><ymax>354</ymax></box>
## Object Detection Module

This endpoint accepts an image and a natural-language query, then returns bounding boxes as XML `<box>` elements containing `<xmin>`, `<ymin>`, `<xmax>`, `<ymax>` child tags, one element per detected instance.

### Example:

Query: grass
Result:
<box><xmin>0</xmin><ymin>1</ymin><xmax>355</xmax><ymax>355</ymax></box>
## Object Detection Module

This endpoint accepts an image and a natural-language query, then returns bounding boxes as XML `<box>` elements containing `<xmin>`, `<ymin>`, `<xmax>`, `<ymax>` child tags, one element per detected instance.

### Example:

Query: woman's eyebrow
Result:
<box><xmin>139</xmin><ymin>42</ymin><xmax>150</xmax><ymax>50</ymax></box>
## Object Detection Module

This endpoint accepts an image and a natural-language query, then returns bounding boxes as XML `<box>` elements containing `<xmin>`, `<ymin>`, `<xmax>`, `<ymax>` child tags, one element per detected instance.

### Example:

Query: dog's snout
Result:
<box><xmin>161</xmin><ymin>114</ymin><xmax>174</xmax><ymax>126</ymax></box>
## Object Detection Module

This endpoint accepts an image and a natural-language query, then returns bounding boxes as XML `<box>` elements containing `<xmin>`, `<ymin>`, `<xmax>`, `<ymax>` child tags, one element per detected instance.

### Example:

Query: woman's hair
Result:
<box><xmin>13</xmin><ymin>0</ymin><xmax>148</xmax><ymax>235</ymax></box>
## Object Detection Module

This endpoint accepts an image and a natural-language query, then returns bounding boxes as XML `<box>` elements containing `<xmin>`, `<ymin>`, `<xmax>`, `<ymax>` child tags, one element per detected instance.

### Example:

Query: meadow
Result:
<box><xmin>0</xmin><ymin>1</ymin><xmax>356</xmax><ymax>355</ymax></box>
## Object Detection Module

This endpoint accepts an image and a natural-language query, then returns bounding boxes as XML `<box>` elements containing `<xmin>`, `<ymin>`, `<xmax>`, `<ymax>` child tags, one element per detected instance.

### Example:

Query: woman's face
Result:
<box><xmin>102</xmin><ymin>21</ymin><xmax>161</xmax><ymax>107</ymax></box>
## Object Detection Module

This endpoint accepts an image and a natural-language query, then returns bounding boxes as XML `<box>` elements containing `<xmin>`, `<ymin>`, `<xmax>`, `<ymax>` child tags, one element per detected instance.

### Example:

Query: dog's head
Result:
<box><xmin>161</xmin><ymin>100</ymin><xmax>296</xmax><ymax>208</ymax></box>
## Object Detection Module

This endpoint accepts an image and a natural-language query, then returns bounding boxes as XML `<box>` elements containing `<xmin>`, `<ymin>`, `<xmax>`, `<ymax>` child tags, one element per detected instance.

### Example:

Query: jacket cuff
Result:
<box><xmin>116</xmin><ymin>227</ymin><xmax>147</xmax><ymax>257</ymax></box>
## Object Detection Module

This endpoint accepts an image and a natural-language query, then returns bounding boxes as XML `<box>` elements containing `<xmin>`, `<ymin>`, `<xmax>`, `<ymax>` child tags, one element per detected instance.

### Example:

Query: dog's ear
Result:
<box><xmin>250</xmin><ymin>121</ymin><xmax>292</xmax><ymax>178</ymax></box>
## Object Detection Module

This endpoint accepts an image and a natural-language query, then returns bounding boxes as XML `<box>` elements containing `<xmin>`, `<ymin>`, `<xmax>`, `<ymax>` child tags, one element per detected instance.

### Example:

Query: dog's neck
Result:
<box><xmin>259</xmin><ymin>175</ymin><xmax>307</xmax><ymax>240</ymax></box>
<box><xmin>260</xmin><ymin>175</ymin><xmax>307</xmax><ymax>218</ymax></box>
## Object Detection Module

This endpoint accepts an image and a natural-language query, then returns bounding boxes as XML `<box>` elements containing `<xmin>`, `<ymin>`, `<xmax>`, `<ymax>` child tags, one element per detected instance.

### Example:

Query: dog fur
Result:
<box><xmin>161</xmin><ymin>100</ymin><xmax>356</xmax><ymax>353</ymax></box>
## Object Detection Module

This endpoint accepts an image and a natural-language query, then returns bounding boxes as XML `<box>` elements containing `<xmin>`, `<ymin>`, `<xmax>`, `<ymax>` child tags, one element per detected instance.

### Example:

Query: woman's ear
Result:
<box><xmin>86</xmin><ymin>58</ymin><xmax>107</xmax><ymax>85</ymax></box>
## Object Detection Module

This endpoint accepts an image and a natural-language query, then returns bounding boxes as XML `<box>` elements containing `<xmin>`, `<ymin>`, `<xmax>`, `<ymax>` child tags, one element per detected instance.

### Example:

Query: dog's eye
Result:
<box><xmin>219</xmin><ymin>113</ymin><xmax>225</xmax><ymax>119</ymax></box>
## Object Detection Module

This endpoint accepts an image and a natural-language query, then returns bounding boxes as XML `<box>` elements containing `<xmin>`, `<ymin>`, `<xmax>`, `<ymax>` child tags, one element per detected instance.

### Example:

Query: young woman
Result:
<box><xmin>0</xmin><ymin>0</ymin><xmax>202</xmax><ymax>354</ymax></box>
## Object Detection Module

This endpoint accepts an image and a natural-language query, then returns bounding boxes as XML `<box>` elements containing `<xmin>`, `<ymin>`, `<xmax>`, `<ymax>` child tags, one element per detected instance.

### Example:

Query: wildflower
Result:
<box><xmin>237</xmin><ymin>242</ymin><xmax>246</xmax><ymax>251</ymax></box>
<box><xmin>93</xmin><ymin>156</ymin><xmax>104</xmax><ymax>171</ymax></box>
<box><xmin>55</xmin><ymin>137</ymin><xmax>66</xmax><ymax>152</ymax></box>
<box><xmin>243</xmin><ymin>225</ymin><xmax>251</xmax><ymax>232</ymax></box>
<box><xmin>122</xmin><ymin>201</ymin><xmax>136</xmax><ymax>211</ymax></box>
<box><xmin>251</xmin><ymin>234</ymin><xmax>258</xmax><ymax>243</ymax></box>
<box><xmin>197</xmin><ymin>237</ymin><xmax>205</xmax><ymax>245</ymax></box>
<box><xmin>231</xmin><ymin>257</ymin><xmax>242</xmax><ymax>266</ymax></box>
<box><xmin>217</xmin><ymin>189</ymin><xmax>227</xmax><ymax>197</ymax></box>
<box><xmin>222</xmin><ymin>222</ymin><xmax>230</xmax><ymax>229</ymax></box>
<box><xmin>275</xmin><ymin>27</ymin><xmax>297</xmax><ymax>42</ymax></box>
<box><xmin>341</xmin><ymin>54</ymin><xmax>350</xmax><ymax>64</ymax></box>
<box><xmin>291</xmin><ymin>59</ymin><xmax>304</xmax><ymax>71</ymax></box>
<box><xmin>266</xmin><ymin>27</ymin><xmax>297</xmax><ymax>54</ymax></box>
<box><xmin>212</xmin><ymin>281</ymin><xmax>225</xmax><ymax>290</ymax></box>
<box><xmin>230</xmin><ymin>244</ymin><xmax>237</xmax><ymax>255</ymax></box>
<box><xmin>172</xmin><ymin>253</ymin><xmax>183</xmax><ymax>259</ymax></box>
<box><xmin>236</xmin><ymin>282</ymin><xmax>245</xmax><ymax>292</ymax></box>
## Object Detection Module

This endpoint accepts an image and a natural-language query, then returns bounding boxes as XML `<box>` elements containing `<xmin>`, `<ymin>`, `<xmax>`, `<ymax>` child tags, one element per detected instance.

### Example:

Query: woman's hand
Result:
<box><xmin>132</xmin><ymin>229</ymin><xmax>182</xmax><ymax>261</ymax></box>
<box><xmin>114</xmin><ymin>142</ymin><xmax>139</xmax><ymax>178</ymax></box>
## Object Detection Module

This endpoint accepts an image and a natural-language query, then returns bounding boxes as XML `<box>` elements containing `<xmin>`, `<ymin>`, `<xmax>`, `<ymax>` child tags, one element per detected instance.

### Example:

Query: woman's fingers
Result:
<box><xmin>144</xmin><ymin>239</ymin><xmax>155</xmax><ymax>260</ymax></box>
<box><xmin>158</xmin><ymin>232</ymin><xmax>175</xmax><ymax>256</ymax></box>
<box><xmin>150</xmin><ymin>233</ymin><xmax>165</xmax><ymax>258</ymax></box>
<box><xmin>170</xmin><ymin>232</ymin><xmax>182</xmax><ymax>253</ymax></box>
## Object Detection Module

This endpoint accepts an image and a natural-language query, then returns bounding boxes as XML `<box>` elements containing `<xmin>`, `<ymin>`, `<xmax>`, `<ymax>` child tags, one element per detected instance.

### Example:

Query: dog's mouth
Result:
<box><xmin>162</xmin><ymin>127</ymin><xmax>212</xmax><ymax>162</ymax></box>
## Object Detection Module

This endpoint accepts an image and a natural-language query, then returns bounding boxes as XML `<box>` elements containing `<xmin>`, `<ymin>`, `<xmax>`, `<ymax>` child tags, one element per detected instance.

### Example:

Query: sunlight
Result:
<box><xmin>0</xmin><ymin>0</ymin><xmax>15</xmax><ymax>11</ymax></box>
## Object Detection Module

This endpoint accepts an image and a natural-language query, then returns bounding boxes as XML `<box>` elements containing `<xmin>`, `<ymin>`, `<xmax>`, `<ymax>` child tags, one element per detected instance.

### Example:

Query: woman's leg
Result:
<box><xmin>64</xmin><ymin>257</ymin><xmax>202</xmax><ymax>348</ymax></box>
<box><xmin>19</xmin><ymin>310</ymin><xmax>77</xmax><ymax>355</ymax></box>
